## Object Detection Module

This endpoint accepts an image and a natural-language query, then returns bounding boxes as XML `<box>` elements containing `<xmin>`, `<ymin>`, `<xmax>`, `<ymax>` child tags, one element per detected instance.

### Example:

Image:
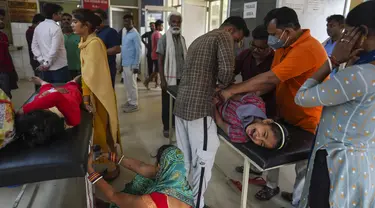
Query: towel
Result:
<box><xmin>164</xmin><ymin>29</ymin><xmax>187</xmax><ymax>85</ymax></box>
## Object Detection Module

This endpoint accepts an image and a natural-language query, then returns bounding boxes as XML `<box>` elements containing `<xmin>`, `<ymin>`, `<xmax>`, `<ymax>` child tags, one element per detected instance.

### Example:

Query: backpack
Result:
<box><xmin>0</xmin><ymin>89</ymin><xmax>15</xmax><ymax>149</ymax></box>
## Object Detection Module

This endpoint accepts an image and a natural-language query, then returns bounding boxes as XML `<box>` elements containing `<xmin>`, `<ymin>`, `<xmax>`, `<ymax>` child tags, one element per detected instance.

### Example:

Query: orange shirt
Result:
<box><xmin>271</xmin><ymin>30</ymin><xmax>327</xmax><ymax>134</ymax></box>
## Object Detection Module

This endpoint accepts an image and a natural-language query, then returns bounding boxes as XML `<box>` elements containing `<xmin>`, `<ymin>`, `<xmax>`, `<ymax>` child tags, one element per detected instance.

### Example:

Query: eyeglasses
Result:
<box><xmin>250</xmin><ymin>41</ymin><xmax>269</xmax><ymax>51</ymax></box>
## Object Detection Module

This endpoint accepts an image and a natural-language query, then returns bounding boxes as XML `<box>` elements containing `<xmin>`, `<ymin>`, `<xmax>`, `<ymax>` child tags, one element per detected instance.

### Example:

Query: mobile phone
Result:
<box><xmin>93</xmin><ymin>145</ymin><xmax>101</xmax><ymax>160</ymax></box>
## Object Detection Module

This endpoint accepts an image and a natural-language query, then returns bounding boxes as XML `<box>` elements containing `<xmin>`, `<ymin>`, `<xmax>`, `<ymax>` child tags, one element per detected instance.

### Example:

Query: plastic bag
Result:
<box><xmin>0</xmin><ymin>88</ymin><xmax>15</xmax><ymax>149</ymax></box>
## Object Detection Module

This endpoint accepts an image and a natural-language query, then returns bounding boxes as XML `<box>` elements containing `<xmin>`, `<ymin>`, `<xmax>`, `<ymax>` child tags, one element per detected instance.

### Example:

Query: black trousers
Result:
<box><xmin>147</xmin><ymin>55</ymin><xmax>153</xmax><ymax>76</ymax></box>
<box><xmin>309</xmin><ymin>149</ymin><xmax>330</xmax><ymax>208</ymax></box>
<box><xmin>161</xmin><ymin>80</ymin><xmax>180</xmax><ymax>131</ymax></box>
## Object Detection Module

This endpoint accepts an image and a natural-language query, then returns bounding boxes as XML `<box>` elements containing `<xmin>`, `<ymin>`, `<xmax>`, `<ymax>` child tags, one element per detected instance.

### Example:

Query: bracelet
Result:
<box><xmin>329</xmin><ymin>56</ymin><xmax>340</xmax><ymax>67</ymax></box>
<box><xmin>88</xmin><ymin>172</ymin><xmax>102</xmax><ymax>184</ymax></box>
<box><xmin>109</xmin><ymin>152</ymin><xmax>117</xmax><ymax>163</ymax></box>
<box><xmin>117</xmin><ymin>155</ymin><xmax>125</xmax><ymax>165</ymax></box>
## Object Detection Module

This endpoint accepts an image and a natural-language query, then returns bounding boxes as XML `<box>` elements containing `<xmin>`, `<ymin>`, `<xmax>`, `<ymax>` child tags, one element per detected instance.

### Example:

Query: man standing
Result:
<box><xmin>144</xmin><ymin>19</ymin><xmax>163</xmax><ymax>89</ymax></box>
<box><xmin>156</xmin><ymin>12</ymin><xmax>187</xmax><ymax>138</ymax></box>
<box><xmin>26</xmin><ymin>13</ymin><xmax>45</xmax><ymax>91</ymax></box>
<box><xmin>174</xmin><ymin>16</ymin><xmax>249</xmax><ymax>208</ymax></box>
<box><xmin>31</xmin><ymin>3</ymin><xmax>69</xmax><ymax>83</ymax></box>
<box><xmin>323</xmin><ymin>14</ymin><xmax>345</xmax><ymax>77</ymax></box>
<box><xmin>0</xmin><ymin>9</ymin><xmax>18</xmax><ymax>98</ymax></box>
<box><xmin>120</xmin><ymin>14</ymin><xmax>141</xmax><ymax>113</ymax></box>
<box><xmin>220</xmin><ymin>7</ymin><xmax>326</xmax><ymax>206</ymax></box>
<box><xmin>141</xmin><ymin>22</ymin><xmax>155</xmax><ymax>79</ymax></box>
<box><xmin>94</xmin><ymin>9</ymin><xmax>121</xmax><ymax>87</ymax></box>
<box><xmin>61</xmin><ymin>13</ymin><xmax>81</xmax><ymax>79</ymax></box>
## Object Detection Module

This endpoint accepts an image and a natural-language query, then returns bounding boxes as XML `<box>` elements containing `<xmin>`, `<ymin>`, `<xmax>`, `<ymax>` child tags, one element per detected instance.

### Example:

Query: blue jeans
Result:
<box><xmin>40</xmin><ymin>66</ymin><xmax>70</xmax><ymax>84</ymax></box>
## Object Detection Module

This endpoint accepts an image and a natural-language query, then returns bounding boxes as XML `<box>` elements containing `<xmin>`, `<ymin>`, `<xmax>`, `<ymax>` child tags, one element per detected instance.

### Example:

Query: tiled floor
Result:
<box><xmin>0</xmin><ymin>79</ymin><xmax>296</xmax><ymax>208</ymax></box>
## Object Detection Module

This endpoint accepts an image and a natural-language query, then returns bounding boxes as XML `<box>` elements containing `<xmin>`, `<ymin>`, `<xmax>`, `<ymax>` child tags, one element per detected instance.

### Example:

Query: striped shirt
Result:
<box><xmin>217</xmin><ymin>93</ymin><xmax>266</xmax><ymax>143</ymax></box>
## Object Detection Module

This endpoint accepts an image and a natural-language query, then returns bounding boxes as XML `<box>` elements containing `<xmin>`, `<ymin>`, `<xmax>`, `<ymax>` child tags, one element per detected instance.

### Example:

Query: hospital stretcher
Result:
<box><xmin>0</xmin><ymin>92</ymin><xmax>93</xmax><ymax>207</ymax></box>
<box><xmin>167</xmin><ymin>86</ymin><xmax>314</xmax><ymax>208</ymax></box>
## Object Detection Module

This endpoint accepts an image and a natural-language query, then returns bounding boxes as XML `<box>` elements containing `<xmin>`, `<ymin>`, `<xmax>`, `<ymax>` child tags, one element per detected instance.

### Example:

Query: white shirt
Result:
<box><xmin>31</xmin><ymin>19</ymin><xmax>67</xmax><ymax>71</ymax></box>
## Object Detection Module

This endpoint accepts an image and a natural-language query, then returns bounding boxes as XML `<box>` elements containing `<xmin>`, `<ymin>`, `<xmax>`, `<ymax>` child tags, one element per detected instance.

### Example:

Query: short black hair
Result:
<box><xmin>150</xmin><ymin>22</ymin><xmax>155</xmax><ymax>25</ymax></box>
<box><xmin>62</xmin><ymin>13</ymin><xmax>72</xmax><ymax>18</ymax></box>
<box><xmin>155</xmin><ymin>19</ymin><xmax>163</xmax><ymax>27</ymax></box>
<box><xmin>43</xmin><ymin>3</ymin><xmax>63</xmax><ymax>19</ymax></box>
<box><xmin>221</xmin><ymin>16</ymin><xmax>250</xmax><ymax>37</ymax></box>
<box><xmin>155</xmin><ymin>145</ymin><xmax>174</xmax><ymax>164</ymax></box>
<box><xmin>252</xmin><ymin>25</ymin><xmax>268</xmax><ymax>40</ymax></box>
<box><xmin>346</xmin><ymin>1</ymin><xmax>375</xmax><ymax>35</ymax></box>
<box><xmin>73</xmin><ymin>9</ymin><xmax>102</xmax><ymax>32</ymax></box>
<box><xmin>123</xmin><ymin>14</ymin><xmax>133</xmax><ymax>20</ymax></box>
<box><xmin>264</xmin><ymin>7</ymin><xmax>301</xmax><ymax>30</ymax></box>
<box><xmin>326</xmin><ymin>14</ymin><xmax>345</xmax><ymax>25</ymax></box>
<box><xmin>93</xmin><ymin>9</ymin><xmax>108</xmax><ymax>20</ymax></box>
<box><xmin>0</xmin><ymin>9</ymin><xmax>5</xmax><ymax>17</ymax></box>
<box><xmin>15</xmin><ymin>110</ymin><xmax>66</xmax><ymax>147</ymax></box>
<box><xmin>32</xmin><ymin>14</ymin><xmax>45</xmax><ymax>24</ymax></box>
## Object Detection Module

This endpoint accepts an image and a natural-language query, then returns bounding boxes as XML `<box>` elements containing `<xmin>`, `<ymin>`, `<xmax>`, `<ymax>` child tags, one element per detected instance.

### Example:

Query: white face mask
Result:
<box><xmin>170</xmin><ymin>27</ymin><xmax>181</xmax><ymax>34</ymax></box>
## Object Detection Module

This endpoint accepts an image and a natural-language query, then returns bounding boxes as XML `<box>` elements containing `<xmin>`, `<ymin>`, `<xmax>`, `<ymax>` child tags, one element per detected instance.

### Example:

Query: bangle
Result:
<box><xmin>109</xmin><ymin>152</ymin><xmax>117</xmax><ymax>163</ymax></box>
<box><xmin>329</xmin><ymin>56</ymin><xmax>340</xmax><ymax>67</ymax></box>
<box><xmin>117</xmin><ymin>155</ymin><xmax>125</xmax><ymax>165</ymax></box>
<box><xmin>88</xmin><ymin>172</ymin><xmax>102</xmax><ymax>184</ymax></box>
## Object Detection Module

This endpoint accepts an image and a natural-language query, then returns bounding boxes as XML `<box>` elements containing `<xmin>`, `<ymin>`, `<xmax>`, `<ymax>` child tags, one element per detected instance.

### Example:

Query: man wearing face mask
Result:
<box><xmin>174</xmin><ymin>16</ymin><xmax>249</xmax><ymax>208</ymax></box>
<box><xmin>156</xmin><ymin>12</ymin><xmax>187</xmax><ymax>138</ymax></box>
<box><xmin>219</xmin><ymin>7</ymin><xmax>326</xmax><ymax>206</ymax></box>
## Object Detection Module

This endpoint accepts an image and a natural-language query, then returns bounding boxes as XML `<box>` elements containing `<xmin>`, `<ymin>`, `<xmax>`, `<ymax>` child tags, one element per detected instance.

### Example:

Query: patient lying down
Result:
<box><xmin>16</xmin><ymin>76</ymin><xmax>82</xmax><ymax>147</ymax></box>
<box><xmin>214</xmin><ymin>93</ymin><xmax>288</xmax><ymax>149</ymax></box>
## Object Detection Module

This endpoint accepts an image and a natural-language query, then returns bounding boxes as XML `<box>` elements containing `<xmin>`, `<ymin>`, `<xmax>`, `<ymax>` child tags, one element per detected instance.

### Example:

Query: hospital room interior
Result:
<box><xmin>0</xmin><ymin>0</ymin><xmax>374</xmax><ymax>208</ymax></box>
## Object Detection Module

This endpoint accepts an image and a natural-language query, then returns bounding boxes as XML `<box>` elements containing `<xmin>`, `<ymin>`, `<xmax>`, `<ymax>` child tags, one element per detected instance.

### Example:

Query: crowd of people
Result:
<box><xmin>1</xmin><ymin>1</ymin><xmax>375</xmax><ymax>208</ymax></box>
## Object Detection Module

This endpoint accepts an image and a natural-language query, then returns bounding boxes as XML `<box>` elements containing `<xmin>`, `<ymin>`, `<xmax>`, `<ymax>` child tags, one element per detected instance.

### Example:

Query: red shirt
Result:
<box><xmin>0</xmin><ymin>32</ymin><xmax>14</xmax><ymax>73</ymax></box>
<box><xmin>151</xmin><ymin>31</ymin><xmax>162</xmax><ymax>60</ymax></box>
<box><xmin>23</xmin><ymin>82</ymin><xmax>82</xmax><ymax>126</ymax></box>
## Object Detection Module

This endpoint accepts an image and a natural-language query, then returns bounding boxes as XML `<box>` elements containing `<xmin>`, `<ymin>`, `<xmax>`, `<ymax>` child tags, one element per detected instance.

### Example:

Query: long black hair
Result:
<box><xmin>15</xmin><ymin>110</ymin><xmax>66</xmax><ymax>147</ymax></box>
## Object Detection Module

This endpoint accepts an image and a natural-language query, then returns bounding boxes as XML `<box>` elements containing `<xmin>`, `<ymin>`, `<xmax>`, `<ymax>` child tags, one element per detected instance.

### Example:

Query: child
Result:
<box><xmin>214</xmin><ymin>93</ymin><xmax>288</xmax><ymax>149</ymax></box>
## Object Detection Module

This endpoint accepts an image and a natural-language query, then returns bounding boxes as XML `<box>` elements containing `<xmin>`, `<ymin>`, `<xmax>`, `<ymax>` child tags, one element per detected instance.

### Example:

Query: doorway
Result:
<box><xmin>208</xmin><ymin>0</ymin><xmax>229</xmax><ymax>31</ymax></box>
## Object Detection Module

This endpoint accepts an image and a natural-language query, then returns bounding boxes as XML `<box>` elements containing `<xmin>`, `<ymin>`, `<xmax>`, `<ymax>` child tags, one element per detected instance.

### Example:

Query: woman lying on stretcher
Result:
<box><xmin>213</xmin><ymin>92</ymin><xmax>288</xmax><ymax>149</ymax></box>
<box><xmin>15</xmin><ymin>76</ymin><xmax>82</xmax><ymax>146</ymax></box>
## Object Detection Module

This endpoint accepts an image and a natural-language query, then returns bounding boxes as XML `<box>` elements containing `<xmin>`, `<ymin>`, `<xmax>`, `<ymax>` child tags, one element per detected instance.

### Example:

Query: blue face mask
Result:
<box><xmin>267</xmin><ymin>31</ymin><xmax>288</xmax><ymax>50</ymax></box>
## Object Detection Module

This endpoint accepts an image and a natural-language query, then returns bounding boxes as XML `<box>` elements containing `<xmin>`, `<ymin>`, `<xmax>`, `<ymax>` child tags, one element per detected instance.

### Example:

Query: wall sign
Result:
<box><xmin>8</xmin><ymin>1</ymin><xmax>37</xmax><ymax>23</ymax></box>
<box><xmin>83</xmin><ymin>0</ymin><xmax>109</xmax><ymax>11</ymax></box>
<box><xmin>243</xmin><ymin>2</ymin><xmax>257</xmax><ymax>19</ymax></box>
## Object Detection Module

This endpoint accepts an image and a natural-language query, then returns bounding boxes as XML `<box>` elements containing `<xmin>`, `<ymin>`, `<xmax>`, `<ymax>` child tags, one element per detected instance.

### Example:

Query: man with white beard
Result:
<box><xmin>156</xmin><ymin>12</ymin><xmax>187</xmax><ymax>138</ymax></box>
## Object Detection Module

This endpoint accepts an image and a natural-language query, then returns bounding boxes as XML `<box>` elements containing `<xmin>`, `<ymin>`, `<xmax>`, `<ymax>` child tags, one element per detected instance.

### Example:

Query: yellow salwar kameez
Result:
<box><xmin>78</xmin><ymin>33</ymin><xmax>121</xmax><ymax>162</ymax></box>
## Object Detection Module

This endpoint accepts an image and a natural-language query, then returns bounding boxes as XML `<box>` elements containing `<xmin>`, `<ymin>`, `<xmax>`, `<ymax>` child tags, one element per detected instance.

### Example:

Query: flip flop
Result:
<box><xmin>248</xmin><ymin>177</ymin><xmax>266</xmax><ymax>186</ymax></box>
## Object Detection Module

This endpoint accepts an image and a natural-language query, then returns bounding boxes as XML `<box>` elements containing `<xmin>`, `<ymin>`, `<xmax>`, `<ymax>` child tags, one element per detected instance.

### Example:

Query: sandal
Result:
<box><xmin>235</xmin><ymin>165</ymin><xmax>263</xmax><ymax>176</ymax></box>
<box><xmin>101</xmin><ymin>166</ymin><xmax>120</xmax><ymax>182</ymax></box>
<box><xmin>248</xmin><ymin>177</ymin><xmax>266</xmax><ymax>186</ymax></box>
<box><xmin>255</xmin><ymin>186</ymin><xmax>280</xmax><ymax>201</ymax></box>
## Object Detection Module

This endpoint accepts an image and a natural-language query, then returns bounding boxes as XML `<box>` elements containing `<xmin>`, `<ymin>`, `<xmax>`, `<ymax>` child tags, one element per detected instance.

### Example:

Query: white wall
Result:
<box><xmin>182</xmin><ymin>0</ymin><xmax>207</xmax><ymax>48</ymax></box>
<box><xmin>277</xmin><ymin>0</ymin><xmax>347</xmax><ymax>42</ymax></box>
<box><xmin>10</xmin><ymin>23</ymin><xmax>34</xmax><ymax>80</ymax></box>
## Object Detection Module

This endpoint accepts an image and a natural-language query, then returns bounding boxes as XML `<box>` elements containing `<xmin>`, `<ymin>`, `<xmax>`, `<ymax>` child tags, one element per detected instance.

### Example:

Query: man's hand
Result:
<box><xmin>85</xmin><ymin>104</ymin><xmax>95</xmax><ymax>113</ymax></box>
<box><xmin>160</xmin><ymin>78</ymin><xmax>168</xmax><ymax>91</ymax></box>
<box><xmin>133</xmin><ymin>68</ymin><xmax>139</xmax><ymax>74</ymax></box>
<box><xmin>219</xmin><ymin>89</ymin><xmax>233</xmax><ymax>102</ymax></box>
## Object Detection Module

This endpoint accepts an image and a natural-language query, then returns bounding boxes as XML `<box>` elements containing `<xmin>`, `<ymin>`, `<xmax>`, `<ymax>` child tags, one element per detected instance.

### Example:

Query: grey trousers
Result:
<box><xmin>175</xmin><ymin>116</ymin><xmax>220</xmax><ymax>208</ymax></box>
<box><xmin>266</xmin><ymin>160</ymin><xmax>308</xmax><ymax>206</ymax></box>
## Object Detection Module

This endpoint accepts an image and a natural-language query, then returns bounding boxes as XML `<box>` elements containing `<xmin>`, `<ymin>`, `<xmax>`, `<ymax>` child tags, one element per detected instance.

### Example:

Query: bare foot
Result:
<box><xmin>30</xmin><ymin>76</ymin><xmax>44</xmax><ymax>86</ymax></box>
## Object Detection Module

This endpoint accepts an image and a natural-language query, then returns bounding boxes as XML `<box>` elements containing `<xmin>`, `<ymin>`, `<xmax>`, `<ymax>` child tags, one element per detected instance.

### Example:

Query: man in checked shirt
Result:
<box><xmin>174</xmin><ymin>16</ymin><xmax>249</xmax><ymax>208</ymax></box>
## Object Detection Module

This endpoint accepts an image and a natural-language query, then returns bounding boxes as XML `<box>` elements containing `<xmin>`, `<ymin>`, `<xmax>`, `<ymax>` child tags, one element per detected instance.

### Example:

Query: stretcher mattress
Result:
<box><xmin>0</xmin><ymin>92</ymin><xmax>92</xmax><ymax>187</ymax></box>
<box><xmin>167</xmin><ymin>86</ymin><xmax>315</xmax><ymax>170</ymax></box>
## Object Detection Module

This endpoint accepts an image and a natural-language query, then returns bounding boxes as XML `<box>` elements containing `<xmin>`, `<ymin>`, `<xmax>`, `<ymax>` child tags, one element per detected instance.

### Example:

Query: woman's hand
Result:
<box><xmin>85</xmin><ymin>104</ymin><xmax>95</xmax><ymax>113</ymax></box>
<box><xmin>87</xmin><ymin>151</ymin><xmax>95</xmax><ymax>173</ymax></box>
<box><xmin>331</xmin><ymin>28</ymin><xmax>363</xmax><ymax>64</ymax></box>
